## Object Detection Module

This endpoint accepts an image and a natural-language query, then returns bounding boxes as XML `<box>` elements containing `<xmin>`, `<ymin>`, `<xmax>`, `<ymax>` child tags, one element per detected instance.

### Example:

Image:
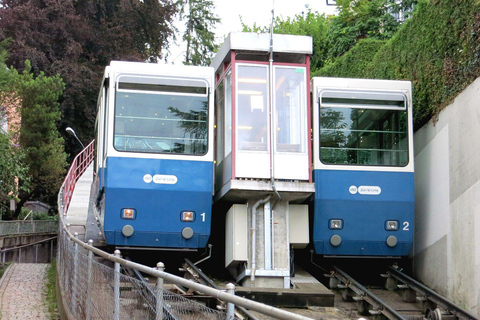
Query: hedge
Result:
<box><xmin>318</xmin><ymin>0</ymin><xmax>480</xmax><ymax>131</ymax></box>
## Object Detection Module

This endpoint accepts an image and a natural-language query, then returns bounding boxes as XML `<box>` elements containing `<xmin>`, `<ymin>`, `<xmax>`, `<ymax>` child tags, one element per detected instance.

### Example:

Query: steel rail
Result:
<box><xmin>332</xmin><ymin>265</ymin><xmax>407</xmax><ymax>320</ymax></box>
<box><xmin>388</xmin><ymin>267</ymin><xmax>478</xmax><ymax>320</ymax></box>
<box><xmin>123</xmin><ymin>258</ymin><xmax>179</xmax><ymax>320</ymax></box>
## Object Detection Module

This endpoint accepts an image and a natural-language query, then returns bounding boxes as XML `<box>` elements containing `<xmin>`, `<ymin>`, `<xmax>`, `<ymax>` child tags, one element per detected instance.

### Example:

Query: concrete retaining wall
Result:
<box><xmin>414</xmin><ymin>77</ymin><xmax>480</xmax><ymax>316</ymax></box>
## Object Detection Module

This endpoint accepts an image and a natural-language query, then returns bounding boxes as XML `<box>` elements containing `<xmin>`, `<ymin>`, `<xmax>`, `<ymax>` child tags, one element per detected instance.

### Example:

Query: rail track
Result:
<box><xmin>324</xmin><ymin>265</ymin><xmax>478</xmax><ymax>320</ymax></box>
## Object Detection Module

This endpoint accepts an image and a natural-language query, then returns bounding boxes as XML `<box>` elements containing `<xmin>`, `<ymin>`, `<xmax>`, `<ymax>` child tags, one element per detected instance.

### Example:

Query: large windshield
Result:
<box><xmin>114</xmin><ymin>76</ymin><xmax>209</xmax><ymax>155</ymax></box>
<box><xmin>319</xmin><ymin>90</ymin><xmax>409</xmax><ymax>166</ymax></box>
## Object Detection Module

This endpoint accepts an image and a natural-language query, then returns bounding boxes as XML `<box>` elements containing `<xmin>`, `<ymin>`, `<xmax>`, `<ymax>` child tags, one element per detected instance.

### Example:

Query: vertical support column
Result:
<box><xmin>156</xmin><ymin>262</ymin><xmax>165</xmax><ymax>320</ymax></box>
<box><xmin>114</xmin><ymin>250</ymin><xmax>121</xmax><ymax>320</ymax></box>
<box><xmin>18</xmin><ymin>248</ymin><xmax>21</xmax><ymax>263</ymax></box>
<box><xmin>86</xmin><ymin>240</ymin><xmax>93</xmax><ymax>320</ymax></box>
<box><xmin>264</xmin><ymin>201</ymin><xmax>272</xmax><ymax>270</ymax></box>
<box><xmin>50</xmin><ymin>239</ymin><xmax>54</xmax><ymax>262</ymax></box>
<box><xmin>226</xmin><ymin>283</ymin><xmax>236</xmax><ymax>320</ymax></box>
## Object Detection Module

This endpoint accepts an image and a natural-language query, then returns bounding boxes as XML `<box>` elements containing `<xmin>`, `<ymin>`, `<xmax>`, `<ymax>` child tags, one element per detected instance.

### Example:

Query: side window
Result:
<box><xmin>103</xmin><ymin>85</ymin><xmax>109</xmax><ymax>161</ymax></box>
<box><xmin>225</xmin><ymin>71</ymin><xmax>232</xmax><ymax>156</ymax></box>
<box><xmin>215</xmin><ymin>81</ymin><xmax>225</xmax><ymax>164</ymax></box>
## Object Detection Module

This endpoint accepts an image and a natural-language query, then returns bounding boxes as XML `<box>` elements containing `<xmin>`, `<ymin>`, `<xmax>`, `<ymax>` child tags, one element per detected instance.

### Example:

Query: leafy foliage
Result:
<box><xmin>0</xmin><ymin>40</ymin><xmax>30</xmax><ymax>217</ymax></box>
<box><xmin>242</xmin><ymin>11</ymin><xmax>331</xmax><ymax>71</ymax></box>
<box><xmin>0</xmin><ymin>131</ymin><xmax>30</xmax><ymax>215</ymax></box>
<box><xmin>11</xmin><ymin>60</ymin><xmax>67</xmax><ymax>218</ymax></box>
<box><xmin>315</xmin><ymin>38</ymin><xmax>386</xmax><ymax>78</ymax></box>
<box><xmin>178</xmin><ymin>0</ymin><xmax>220</xmax><ymax>66</ymax></box>
<box><xmin>326</xmin><ymin>0</ymin><xmax>416</xmax><ymax>60</ymax></box>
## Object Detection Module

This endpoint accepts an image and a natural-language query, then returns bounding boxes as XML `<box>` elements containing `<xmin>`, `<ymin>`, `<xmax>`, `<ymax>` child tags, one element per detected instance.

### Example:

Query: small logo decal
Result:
<box><xmin>349</xmin><ymin>186</ymin><xmax>358</xmax><ymax>194</ymax></box>
<box><xmin>143</xmin><ymin>174</ymin><xmax>153</xmax><ymax>183</ymax></box>
<box><xmin>153</xmin><ymin>174</ymin><xmax>178</xmax><ymax>184</ymax></box>
<box><xmin>358</xmin><ymin>186</ymin><xmax>381</xmax><ymax>195</ymax></box>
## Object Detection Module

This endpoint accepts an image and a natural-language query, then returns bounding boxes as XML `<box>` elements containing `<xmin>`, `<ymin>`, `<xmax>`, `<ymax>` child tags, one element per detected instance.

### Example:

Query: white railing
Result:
<box><xmin>57</xmin><ymin>141</ymin><xmax>313</xmax><ymax>320</ymax></box>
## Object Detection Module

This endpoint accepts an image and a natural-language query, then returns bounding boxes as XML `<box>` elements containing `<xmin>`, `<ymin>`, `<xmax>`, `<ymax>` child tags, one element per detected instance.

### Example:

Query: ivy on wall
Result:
<box><xmin>318</xmin><ymin>0</ymin><xmax>480</xmax><ymax>130</ymax></box>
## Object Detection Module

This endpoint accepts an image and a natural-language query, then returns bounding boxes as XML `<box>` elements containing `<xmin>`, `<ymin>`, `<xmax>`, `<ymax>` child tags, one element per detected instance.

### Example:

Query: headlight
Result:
<box><xmin>181</xmin><ymin>211</ymin><xmax>195</xmax><ymax>222</ymax></box>
<box><xmin>121</xmin><ymin>208</ymin><xmax>136</xmax><ymax>220</ymax></box>
<box><xmin>329</xmin><ymin>219</ymin><xmax>343</xmax><ymax>230</ymax></box>
<box><xmin>385</xmin><ymin>220</ymin><xmax>399</xmax><ymax>231</ymax></box>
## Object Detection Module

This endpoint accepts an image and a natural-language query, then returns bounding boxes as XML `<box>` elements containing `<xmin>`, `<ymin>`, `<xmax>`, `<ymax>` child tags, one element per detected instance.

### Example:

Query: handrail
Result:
<box><xmin>62</xmin><ymin>140</ymin><xmax>95</xmax><ymax>212</ymax></box>
<box><xmin>0</xmin><ymin>236</ymin><xmax>57</xmax><ymax>253</ymax></box>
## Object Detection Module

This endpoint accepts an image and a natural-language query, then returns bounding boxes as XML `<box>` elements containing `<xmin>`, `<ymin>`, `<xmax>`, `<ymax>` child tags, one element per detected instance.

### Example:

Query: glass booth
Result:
<box><xmin>212</xmin><ymin>32</ymin><xmax>313</xmax><ymax>194</ymax></box>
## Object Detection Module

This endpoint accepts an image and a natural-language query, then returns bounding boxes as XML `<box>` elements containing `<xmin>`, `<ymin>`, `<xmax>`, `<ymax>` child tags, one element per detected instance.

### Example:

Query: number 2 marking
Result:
<box><xmin>403</xmin><ymin>221</ymin><xmax>410</xmax><ymax>231</ymax></box>
<box><xmin>201</xmin><ymin>212</ymin><xmax>206</xmax><ymax>222</ymax></box>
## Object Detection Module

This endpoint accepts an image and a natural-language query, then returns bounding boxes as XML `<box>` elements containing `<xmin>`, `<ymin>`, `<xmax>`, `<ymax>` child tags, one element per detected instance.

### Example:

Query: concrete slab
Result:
<box><xmin>215</xmin><ymin>179</ymin><xmax>315</xmax><ymax>203</ymax></box>
<box><xmin>65</xmin><ymin>164</ymin><xmax>93</xmax><ymax>228</ymax></box>
<box><xmin>235</xmin><ymin>285</ymin><xmax>334</xmax><ymax>308</ymax></box>
<box><xmin>235</xmin><ymin>267</ymin><xmax>334</xmax><ymax>307</ymax></box>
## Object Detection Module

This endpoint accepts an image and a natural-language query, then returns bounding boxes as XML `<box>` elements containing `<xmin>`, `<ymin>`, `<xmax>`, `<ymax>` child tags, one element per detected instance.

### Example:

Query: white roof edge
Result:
<box><xmin>312</xmin><ymin>77</ymin><xmax>412</xmax><ymax>92</ymax></box>
<box><xmin>211</xmin><ymin>32</ymin><xmax>313</xmax><ymax>72</ymax></box>
<box><xmin>108</xmin><ymin>61</ymin><xmax>214</xmax><ymax>79</ymax></box>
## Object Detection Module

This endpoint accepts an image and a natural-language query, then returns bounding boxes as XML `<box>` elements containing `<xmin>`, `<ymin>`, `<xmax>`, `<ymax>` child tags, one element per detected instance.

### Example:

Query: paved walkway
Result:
<box><xmin>0</xmin><ymin>263</ymin><xmax>52</xmax><ymax>319</ymax></box>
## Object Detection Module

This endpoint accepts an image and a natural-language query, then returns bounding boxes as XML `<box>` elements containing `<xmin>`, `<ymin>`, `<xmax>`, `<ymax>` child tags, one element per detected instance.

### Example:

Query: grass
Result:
<box><xmin>45</xmin><ymin>260</ymin><xmax>60</xmax><ymax>320</ymax></box>
<box><xmin>0</xmin><ymin>263</ymin><xmax>11</xmax><ymax>279</ymax></box>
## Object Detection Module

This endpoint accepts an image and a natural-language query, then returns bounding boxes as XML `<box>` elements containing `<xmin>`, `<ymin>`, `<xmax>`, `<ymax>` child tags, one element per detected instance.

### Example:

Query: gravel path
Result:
<box><xmin>0</xmin><ymin>263</ymin><xmax>52</xmax><ymax>320</ymax></box>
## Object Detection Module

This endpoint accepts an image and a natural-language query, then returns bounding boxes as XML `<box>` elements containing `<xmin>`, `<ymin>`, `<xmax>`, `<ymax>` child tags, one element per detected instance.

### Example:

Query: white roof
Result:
<box><xmin>211</xmin><ymin>32</ymin><xmax>313</xmax><ymax>71</ymax></box>
<box><xmin>108</xmin><ymin>61</ymin><xmax>214</xmax><ymax>80</ymax></box>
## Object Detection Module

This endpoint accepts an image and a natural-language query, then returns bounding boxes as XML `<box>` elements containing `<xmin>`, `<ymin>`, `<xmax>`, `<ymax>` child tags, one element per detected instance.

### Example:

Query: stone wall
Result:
<box><xmin>413</xmin><ymin>77</ymin><xmax>480</xmax><ymax>316</ymax></box>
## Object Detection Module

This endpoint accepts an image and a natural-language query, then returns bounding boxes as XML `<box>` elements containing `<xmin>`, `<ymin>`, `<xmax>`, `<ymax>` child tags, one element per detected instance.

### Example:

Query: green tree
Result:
<box><xmin>0</xmin><ymin>130</ymin><xmax>30</xmax><ymax>218</ymax></box>
<box><xmin>326</xmin><ymin>0</ymin><xmax>416</xmax><ymax>60</ymax></box>
<box><xmin>0</xmin><ymin>40</ymin><xmax>31</xmax><ymax>218</ymax></box>
<box><xmin>11</xmin><ymin>61</ymin><xmax>67</xmax><ymax>218</ymax></box>
<box><xmin>178</xmin><ymin>0</ymin><xmax>220</xmax><ymax>66</ymax></box>
<box><xmin>242</xmin><ymin>11</ymin><xmax>331</xmax><ymax>73</ymax></box>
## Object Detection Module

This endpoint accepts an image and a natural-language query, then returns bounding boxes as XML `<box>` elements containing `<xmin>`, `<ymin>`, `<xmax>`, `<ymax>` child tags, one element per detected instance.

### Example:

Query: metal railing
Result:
<box><xmin>57</xmin><ymin>141</ymin><xmax>313</xmax><ymax>320</ymax></box>
<box><xmin>1</xmin><ymin>236</ymin><xmax>57</xmax><ymax>264</ymax></box>
<box><xmin>0</xmin><ymin>220</ymin><xmax>58</xmax><ymax>236</ymax></box>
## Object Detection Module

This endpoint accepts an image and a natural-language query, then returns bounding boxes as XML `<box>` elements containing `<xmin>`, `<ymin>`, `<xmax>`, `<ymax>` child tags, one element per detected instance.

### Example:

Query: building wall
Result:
<box><xmin>413</xmin><ymin>77</ymin><xmax>480</xmax><ymax>317</ymax></box>
<box><xmin>2</xmin><ymin>93</ymin><xmax>21</xmax><ymax>143</ymax></box>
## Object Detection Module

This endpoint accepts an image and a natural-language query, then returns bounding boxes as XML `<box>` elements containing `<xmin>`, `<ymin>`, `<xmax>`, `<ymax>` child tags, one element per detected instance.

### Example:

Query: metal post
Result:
<box><xmin>156</xmin><ymin>262</ymin><xmax>165</xmax><ymax>320</ymax></box>
<box><xmin>18</xmin><ymin>248</ymin><xmax>21</xmax><ymax>263</ymax></box>
<box><xmin>72</xmin><ymin>232</ymin><xmax>79</xmax><ymax>313</ymax></box>
<box><xmin>226</xmin><ymin>283</ymin><xmax>236</xmax><ymax>320</ymax></box>
<box><xmin>64</xmin><ymin>238</ymin><xmax>70</xmax><ymax>295</ymax></box>
<box><xmin>264</xmin><ymin>201</ymin><xmax>272</xmax><ymax>270</ymax></box>
<box><xmin>86</xmin><ymin>240</ymin><xmax>94</xmax><ymax>320</ymax></box>
<box><xmin>35</xmin><ymin>244</ymin><xmax>38</xmax><ymax>263</ymax></box>
<box><xmin>114</xmin><ymin>250</ymin><xmax>121</xmax><ymax>320</ymax></box>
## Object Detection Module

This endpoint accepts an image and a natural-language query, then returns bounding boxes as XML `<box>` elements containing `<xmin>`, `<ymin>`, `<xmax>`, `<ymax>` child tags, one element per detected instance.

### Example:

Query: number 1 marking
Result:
<box><xmin>403</xmin><ymin>221</ymin><xmax>410</xmax><ymax>231</ymax></box>
<box><xmin>201</xmin><ymin>212</ymin><xmax>206</xmax><ymax>222</ymax></box>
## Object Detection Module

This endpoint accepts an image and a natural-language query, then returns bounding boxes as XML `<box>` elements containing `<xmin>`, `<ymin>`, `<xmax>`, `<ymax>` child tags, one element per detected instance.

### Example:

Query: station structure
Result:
<box><xmin>211</xmin><ymin>32</ymin><xmax>315</xmax><ymax>288</ymax></box>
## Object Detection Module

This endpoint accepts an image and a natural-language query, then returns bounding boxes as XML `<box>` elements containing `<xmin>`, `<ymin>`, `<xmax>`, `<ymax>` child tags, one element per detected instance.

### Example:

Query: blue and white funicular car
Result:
<box><xmin>312</xmin><ymin>77</ymin><xmax>414</xmax><ymax>257</ymax></box>
<box><xmin>93</xmin><ymin>61</ymin><xmax>215</xmax><ymax>249</ymax></box>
